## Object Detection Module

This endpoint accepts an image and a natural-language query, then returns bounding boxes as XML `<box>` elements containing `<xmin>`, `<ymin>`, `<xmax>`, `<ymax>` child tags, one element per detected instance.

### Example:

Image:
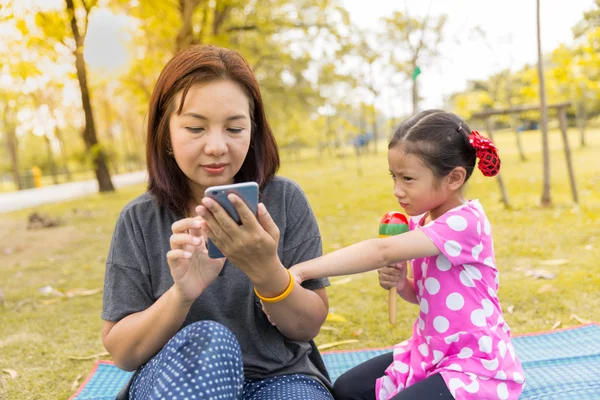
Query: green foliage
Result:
<box><xmin>450</xmin><ymin>2</ymin><xmax>600</xmax><ymax>120</ymax></box>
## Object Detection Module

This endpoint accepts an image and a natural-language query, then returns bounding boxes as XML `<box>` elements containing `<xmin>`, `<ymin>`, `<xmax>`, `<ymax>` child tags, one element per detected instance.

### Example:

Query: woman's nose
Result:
<box><xmin>204</xmin><ymin>131</ymin><xmax>227</xmax><ymax>156</ymax></box>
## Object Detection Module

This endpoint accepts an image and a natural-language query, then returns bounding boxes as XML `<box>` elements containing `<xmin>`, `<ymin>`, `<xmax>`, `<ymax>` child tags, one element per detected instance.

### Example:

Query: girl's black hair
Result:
<box><xmin>389</xmin><ymin>110</ymin><xmax>477</xmax><ymax>182</ymax></box>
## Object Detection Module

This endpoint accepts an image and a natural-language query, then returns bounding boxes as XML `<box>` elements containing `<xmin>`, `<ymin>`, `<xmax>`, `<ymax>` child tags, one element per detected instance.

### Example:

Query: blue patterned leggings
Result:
<box><xmin>129</xmin><ymin>321</ymin><xmax>332</xmax><ymax>400</ymax></box>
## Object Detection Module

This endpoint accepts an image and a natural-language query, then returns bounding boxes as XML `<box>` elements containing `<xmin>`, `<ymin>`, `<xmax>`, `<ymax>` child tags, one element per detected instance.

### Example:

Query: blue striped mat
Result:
<box><xmin>71</xmin><ymin>324</ymin><xmax>600</xmax><ymax>399</ymax></box>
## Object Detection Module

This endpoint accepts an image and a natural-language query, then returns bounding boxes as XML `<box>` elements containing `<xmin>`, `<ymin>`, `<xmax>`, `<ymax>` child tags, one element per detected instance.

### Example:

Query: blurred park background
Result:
<box><xmin>0</xmin><ymin>0</ymin><xmax>599</xmax><ymax>398</ymax></box>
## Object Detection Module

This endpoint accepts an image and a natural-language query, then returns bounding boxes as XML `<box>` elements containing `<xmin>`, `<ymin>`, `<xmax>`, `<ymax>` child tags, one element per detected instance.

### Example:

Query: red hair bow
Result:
<box><xmin>469</xmin><ymin>130</ymin><xmax>500</xmax><ymax>177</ymax></box>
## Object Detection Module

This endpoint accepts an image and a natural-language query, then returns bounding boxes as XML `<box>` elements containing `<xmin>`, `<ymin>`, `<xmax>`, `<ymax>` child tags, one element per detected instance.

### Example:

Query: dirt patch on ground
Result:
<box><xmin>0</xmin><ymin>217</ymin><xmax>79</xmax><ymax>270</ymax></box>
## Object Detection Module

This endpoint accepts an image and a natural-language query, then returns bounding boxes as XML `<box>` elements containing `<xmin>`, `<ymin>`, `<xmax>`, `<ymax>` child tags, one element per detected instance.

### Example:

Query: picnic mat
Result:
<box><xmin>71</xmin><ymin>323</ymin><xmax>600</xmax><ymax>399</ymax></box>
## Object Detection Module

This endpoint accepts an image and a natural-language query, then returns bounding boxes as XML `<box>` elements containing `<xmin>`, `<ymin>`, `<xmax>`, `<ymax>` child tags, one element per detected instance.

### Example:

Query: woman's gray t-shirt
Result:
<box><xmin>102</xmin><ymin>176</ymin><xmax>331</xmax><ymax>389</ymax></box>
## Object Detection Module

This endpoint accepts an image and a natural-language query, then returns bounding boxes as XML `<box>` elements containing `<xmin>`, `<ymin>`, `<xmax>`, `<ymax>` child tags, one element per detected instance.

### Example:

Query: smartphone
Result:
<box><xmin>204</xmin><ymin>181</ymin><xmax>259</xmax><ymax>258</ymax></box>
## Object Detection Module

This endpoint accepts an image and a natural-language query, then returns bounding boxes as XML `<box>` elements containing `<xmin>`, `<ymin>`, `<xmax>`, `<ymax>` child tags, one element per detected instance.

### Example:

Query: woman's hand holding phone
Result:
<box><xmin>166</xmin><ymin>216</ymin><xmax>226</xmax><ymax>306</ymax></box>
<box><xmin>196</xmin><ymin>195</ymin><xmax>281</xmax><ymax>282</ymax></box>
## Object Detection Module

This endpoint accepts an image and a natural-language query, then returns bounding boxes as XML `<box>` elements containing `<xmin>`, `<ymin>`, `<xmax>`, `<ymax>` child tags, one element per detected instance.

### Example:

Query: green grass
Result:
<box><xmin>0</xmin><ymin>128</ymin><xmax>599</xmax><ymax>399</ymax></box>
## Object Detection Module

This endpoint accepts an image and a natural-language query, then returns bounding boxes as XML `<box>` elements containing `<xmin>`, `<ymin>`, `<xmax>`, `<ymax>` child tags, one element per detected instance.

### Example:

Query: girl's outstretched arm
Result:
<box><xmin>291</xmin><ymin>229</ymin><xmax>439</xmax><ymax>283</ymax></box>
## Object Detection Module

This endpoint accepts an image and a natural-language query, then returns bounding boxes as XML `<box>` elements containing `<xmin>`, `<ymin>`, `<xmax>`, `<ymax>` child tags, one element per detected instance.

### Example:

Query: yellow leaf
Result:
<box><xmin>570</xmin><ymin>314</ymin><xmax>592</xmax><ymax>324</ymax></box>
<box><xmin>2</xmin><ymin>369</ymin><xmax>18</xmax><ymax>379</ymax></box>
<box><xmin>318</xmin><ymin>339</ymin><xmax>359</xmax><ymax>351</ymax></box>
<box><xmin>67</xmin><ymin>351</ymin><xmax>109</xmax><ymax>361</ymax></box>
<box><xmin>320</xmin><ymin>326</ymin><xmax>340</xmax><ymax>332</ymax></box>
<box><xmin>326</xmin><ymin>313</ymin><xmax>347</xmax><ymax>323</ymax></box>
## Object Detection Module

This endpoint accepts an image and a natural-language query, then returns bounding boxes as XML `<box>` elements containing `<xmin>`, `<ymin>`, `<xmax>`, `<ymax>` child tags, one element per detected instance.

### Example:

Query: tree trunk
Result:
<box><xmin>6</xmin><ymin>125</ymin><xmax>22</xmax><ymax>190</ymax></box>
<box><xmin>576</xmin><ymin>101</ymin><xmax>587</xmax><ymax>147</ymax></box>
<box><xmin>486</xmin><ymin>118</ymin><xmax>510</xmax><ymax>208</ymax></box>
<box><xmin>44</xmin><ymin>135</ymin><xmax>59</xmax><ymax>184</ymax></box>
<box><xmin>537</xmin><ymin>0</ymin><xmax>551</xmax><ymax>207</ymax></box>
<box><xmin>65</xmin><ymin>0</ymin><xmax>114</xmax><ymax>192</ymax></box>
<box><xmin>175</xmin><ymin>0</ymin><xmax>203</xmax><ymax>52</ymax></box>
<box><xmin>411</xmin><ymin>76</ymin><xmax>418</xmax><ymax>116</ymax></box>
<box><xmin>558</xmin><ymin>107</ymin><xmax>578</xmax><ymax>203</ymax></box>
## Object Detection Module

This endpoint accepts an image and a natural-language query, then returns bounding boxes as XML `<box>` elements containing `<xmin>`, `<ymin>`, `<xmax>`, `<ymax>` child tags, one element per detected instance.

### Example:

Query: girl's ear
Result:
<box><xmin>446</xmin><ymin>167</ymin><xmax>467</xmax><ymax>191</ymax></box>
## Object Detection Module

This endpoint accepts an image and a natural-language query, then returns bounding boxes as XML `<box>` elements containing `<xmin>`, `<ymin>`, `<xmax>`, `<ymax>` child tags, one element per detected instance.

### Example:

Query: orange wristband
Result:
<box><xmin>254</xmin><ymin>269</ymin><xmax>295</xmax><ymax>303</ymax></box>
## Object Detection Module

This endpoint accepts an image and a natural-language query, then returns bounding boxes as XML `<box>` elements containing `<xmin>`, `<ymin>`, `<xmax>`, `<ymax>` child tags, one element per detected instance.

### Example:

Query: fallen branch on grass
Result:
<box><xmin>67</xmin><ymin>351</ymin><xmax>110</xmax><ymax>361</ymax></box>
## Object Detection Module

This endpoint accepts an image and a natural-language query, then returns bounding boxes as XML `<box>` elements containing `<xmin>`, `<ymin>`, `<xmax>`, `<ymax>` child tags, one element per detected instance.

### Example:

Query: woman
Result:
<box><xmin>101</xmin><ymin>45</ymin><xmax>332</xmax><ymax>399</ymax></box>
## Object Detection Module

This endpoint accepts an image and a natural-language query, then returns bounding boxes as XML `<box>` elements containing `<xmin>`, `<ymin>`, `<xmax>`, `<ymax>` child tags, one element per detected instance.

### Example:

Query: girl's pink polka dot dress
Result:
<box><xmin>376</xmin><ymin>200</ymin><xmax>524</xmax><ymax>400</ymax></box>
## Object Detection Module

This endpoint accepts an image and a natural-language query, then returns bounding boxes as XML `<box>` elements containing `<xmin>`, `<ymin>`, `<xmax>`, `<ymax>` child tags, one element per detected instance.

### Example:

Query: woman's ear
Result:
<box><xmin>447</xmin><ymin>167</ymin><xmax>467</xmax><ymax>191</ymax></box>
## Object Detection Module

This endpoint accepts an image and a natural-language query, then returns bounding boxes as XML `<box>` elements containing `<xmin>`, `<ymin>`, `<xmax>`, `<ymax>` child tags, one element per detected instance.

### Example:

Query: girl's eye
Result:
<box><xmin>403</xmin><ymin>176</ymin><xmax>413</xmax><ymax>182</ymax></box>
<box><xmin>227</xmin><ymin>128</ymin><xmax>244</xmax><ymax>134</ymax></box>
<box><xmin>389</xmin><ymin>172</ymin><xmax>396</xmax><ymax>180</ymax></box>
<box><xmin>186</xmin><ymin>127</ymin><xmax>204</xmax><ymax>133</ymax></box>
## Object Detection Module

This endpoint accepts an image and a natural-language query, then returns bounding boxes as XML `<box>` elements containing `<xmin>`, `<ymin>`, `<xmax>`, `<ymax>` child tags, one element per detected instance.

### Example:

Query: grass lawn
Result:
<box><xmin>0</xmin><ymin>127</ymin><xmax>599</xmax><ymax>399</ymax></box>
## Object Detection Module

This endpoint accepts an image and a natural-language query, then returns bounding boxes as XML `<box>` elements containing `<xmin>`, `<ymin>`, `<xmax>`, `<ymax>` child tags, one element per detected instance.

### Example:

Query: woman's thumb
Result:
<box><xmin>257</xmin><ymin>203</ymin><xmax>279</xmax><ymax>239</ymax></box>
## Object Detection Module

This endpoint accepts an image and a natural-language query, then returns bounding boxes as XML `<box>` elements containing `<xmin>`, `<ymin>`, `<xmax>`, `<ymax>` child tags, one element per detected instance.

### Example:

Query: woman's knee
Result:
<box><xmin>171</xmin><ymin>320</ymin><xmax>241</xmax><ymax>357</ymax></box>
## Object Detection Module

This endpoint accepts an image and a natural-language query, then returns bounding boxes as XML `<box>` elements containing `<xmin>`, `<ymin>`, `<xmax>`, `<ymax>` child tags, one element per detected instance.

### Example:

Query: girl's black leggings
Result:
<box><xmin>333</xmin><ymin>352</ymin><xmax>454</xmax><ymax>400</ymax></box>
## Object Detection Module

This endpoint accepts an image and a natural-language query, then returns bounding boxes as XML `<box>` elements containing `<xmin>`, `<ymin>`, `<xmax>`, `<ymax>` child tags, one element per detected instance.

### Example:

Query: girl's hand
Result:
<box><xmin>166</xmin><ymin>216</ymin><xmax>226</xmax><ymax>305</ymax></box>
<box><xmin>260</xmin><ymin>300</ymin><xmax>276</xmax><ymax>326</ymax></box>
<box><xmin>377</xmin><ymin>262</ymin><xmax>408</xmax><ymax>292</ymax></box>
<box><xmin>289</xmin><ymin>265</ymin><xmax>305</xmax><ymax>286</ymax></box>
<box><xmin>196</xmin><ymin>196</ymin><xmax>280</xmax><ymax>282</ymax></box>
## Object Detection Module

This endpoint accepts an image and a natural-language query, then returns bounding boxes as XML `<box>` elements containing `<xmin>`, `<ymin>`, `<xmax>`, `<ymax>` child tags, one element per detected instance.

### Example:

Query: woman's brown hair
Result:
<box><xmin>146</xmin><ymin>45</ymin><xmax>280</xmax><ymax>216</ymax></box>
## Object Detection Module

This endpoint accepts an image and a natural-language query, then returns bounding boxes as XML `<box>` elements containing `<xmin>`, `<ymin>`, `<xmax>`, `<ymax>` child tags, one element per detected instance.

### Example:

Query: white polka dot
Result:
<box><xmin>488</xmin><ymin>287</ymin><xmax>497</xmax><ymax>298</ymax></box>
<box><xmin>446</xmin><ymin>293</ymin><xmax>464</xmax><ymax>311</ymax></box>
<box><xmin>471</xmin><ymin>243</ymin><xmax>483</xmax><ymax>261</ymax></box>
<box><xmin>418</xmin><ymin>317</ymin><xmax>425</xmax><ymax>331</ymax></box>
<box><xmin>447</xmin><ymin>215</ymin><xmax>468</xmax><ymax>231</ymax></box>
<box><xmin>417</xmin><ymin>280</ymin><xmax>424</xmax><ymax>296</ymax></box>
<box><xmin>425</xmin><ymin>277</ymin><xmax>440</xmax><ymax>295</ymax></box>
<box><xmin>471</xmin><ymin>309</ymin><xmax>487</xmax><ymax>327</ymax></box>
<box><xmin>421</xmin><ymin>262</ymin><xmax>428</xmax><ymax>277</ymax></box>
<box><xmin>477</xmin><ymin>221</ymin><xmax>481</xmax><ymax>235</ymax></box>
<box><xmin>448</xmin><ymin>378</ymin><xmax>464</xmax><ymax>393</ymax></box>
<box><xmin>418</xmin><ymin>343</ymin><xmax>429</xmax><ymax>357</ymax></box>
<box><xmin>425</xmin><ymin>335</ymin><xmax>432</xmax><ymax>345</ymax></box>
<box><xmin>393</xmin><ymin>360</ymin><xmax>409</xmax><ymax>373</ymax></box>
<box><xmin>420</xmin><ymin>298</ymin><xmax>429</xmax><ymax>314</ymax></box>
<box><xmin>464</xmin><ymin>264</ymin><xmax>482</xmax><ymax>280</ymax></box>
<box><xmin>436</xmin><ymin>254</ymin><xmax>451</xmax><ymax>271</ymax></box>
<box><xmin>478</xmin><ymin>336</ymin><xmax>493</xmax><ymax>353</ymax></box>
<box><xmin>433</xmin><ymin>350</ymin><xmax>444</xmax><ymax>365</ymax></box>
<box><xmin>498</xmin><ymin>341</ymin><xmax>507</xmax><ymax>358</ymax></box>
<box><xmin>482</xmin><ymin>299</ymin><xmax>495</xmax><ymax>317</ymax></box>
<box><xmin>497</xmin><ymin>382</ymin><xmax>509</xmax><ymax>399</ymax></box>
<box><xmin>481</xmin><ymin>358</ymin><xmax>499</xmax><ymax>371</ymax></box>
<box><xmin>484</xmin><ymin>218</ymin><xmax>491</xmax><ymax>235</ymax></box>
<box><xmin>444</xmin><ymin>332</ymin><xmax>464</xmax><ymax>344</ymax></box>
<box><xmin>433</xmin><ymin>316</ymin><xmax>450</xmax><ymax>333</ymax></box>
<box><xmin>458</xmin><ymin>347</ymin><xmax>473</xmax><ymax>359</ymax></box>
<box><xmin>460</xmin><ymin>271</ymin><xmax>475</xmax><ymax>287</ymax></box>
<box><xmin>483</xmin><ymin>256</ymin><xmax>495</xmax><ymax>268</ymax></box>
<box><xmin>507</xmin><ymin>343</ymin><xmax>516</xmax><ymax>360</ymax></box>
<box><xmin>513</xmin><ymin>371</ymin><xmax>524</xmax><ymax>383</ymax></box>
<box><xmin>444</xmin><ymin>240</ymin><xmax>462</xmax><ymax>257</ymax></box>
<box><xmin>447</xmin><ymin>363</ymin><xmax>462</xmax><ymax>372</ymax></box>
<box><xmin>464</xmin><ymin>377</ymin><xmax>480</xmax><ymax>393</ymax></box>
<box><xmin>495</xmin><ymin>370</ymin><xmax>507</xmax><ymax>380</ymax></box>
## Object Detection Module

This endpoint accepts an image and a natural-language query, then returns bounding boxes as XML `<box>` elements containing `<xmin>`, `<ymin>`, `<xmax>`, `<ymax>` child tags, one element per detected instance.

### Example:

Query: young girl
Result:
<box><xmin>289</xmin><ymin>110</ymin><xmax>524</xmax><ymax>399</ymax></box>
